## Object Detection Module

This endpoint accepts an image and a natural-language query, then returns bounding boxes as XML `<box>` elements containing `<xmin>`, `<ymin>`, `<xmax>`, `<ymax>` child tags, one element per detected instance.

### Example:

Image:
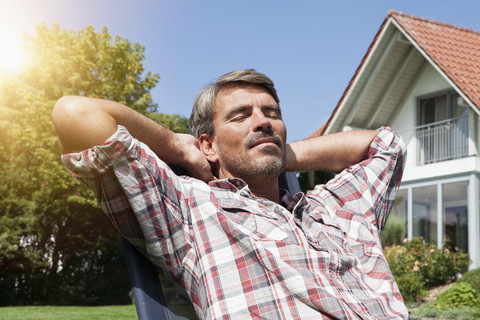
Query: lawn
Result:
<box><xmin>0</xmin><ymin>305</ymin><xmax>138</xmax><ymax>320</ymax></box>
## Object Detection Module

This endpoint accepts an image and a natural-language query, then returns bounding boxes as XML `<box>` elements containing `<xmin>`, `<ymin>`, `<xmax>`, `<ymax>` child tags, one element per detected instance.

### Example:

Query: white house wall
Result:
<box><xmin>387</xmin><ymin>63</ymin><xmax>480</xmax><ymax>268</ymax></box>
<box><xmin>391</xmin><ymin>63</ymin><xmax>453</xmax><ymax>180</ymax></box>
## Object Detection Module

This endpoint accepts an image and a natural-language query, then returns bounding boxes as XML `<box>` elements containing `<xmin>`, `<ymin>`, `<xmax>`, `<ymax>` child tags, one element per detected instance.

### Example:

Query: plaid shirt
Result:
<box><xmin>62</xmin><ymin>126</ymin><xmax>408</xmax><ymax>319</ymax></box>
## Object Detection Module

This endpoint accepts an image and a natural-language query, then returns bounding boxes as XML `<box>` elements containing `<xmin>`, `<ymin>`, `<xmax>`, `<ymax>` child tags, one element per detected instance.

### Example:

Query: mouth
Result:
<box><xmin>249</xmin><ymin>136</ymin><xmax>282</xmax><ymax>149</ymax></box>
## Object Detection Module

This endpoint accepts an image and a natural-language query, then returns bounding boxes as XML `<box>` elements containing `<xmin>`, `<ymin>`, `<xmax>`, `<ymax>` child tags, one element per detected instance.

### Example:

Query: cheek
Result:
<box><xmin>215</xmin><ymin>129</ymin><xmax>243</xmax><ymax>153</ymax></box>
<box><xmin>217</xmin><ymin>126</ymin><xmax>247</xmax><ymax>143</ymax></box>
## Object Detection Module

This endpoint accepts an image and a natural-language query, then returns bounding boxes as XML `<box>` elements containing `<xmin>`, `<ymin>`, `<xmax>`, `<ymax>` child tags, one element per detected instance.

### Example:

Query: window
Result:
<box><xmin>416</xmin><ymin>91</ymin><xmax>469</xmax><ymax>164</ymax></box>
<box><xmin>442</xmin><ymin>181</ymin><xmax>468</xmax><ymax>252</ymax></box>
<box><xmin>382</xmin><ymin>190</ymin><xmax>408</xmax><ymax>246</ymax></box>
<box><xmin>402</xmin><ymin>179</ymin><xmax>469</xmax><ymax>253</ymax></box>
<box><xmin>392</xmin><ymin>189</ymin><xmax>408</xmax><ymax>239</ymax></box>
<box><xmin>412</xmin><ymin>185</ymin><xmax>437</xmax><ymax>244</ymax></box>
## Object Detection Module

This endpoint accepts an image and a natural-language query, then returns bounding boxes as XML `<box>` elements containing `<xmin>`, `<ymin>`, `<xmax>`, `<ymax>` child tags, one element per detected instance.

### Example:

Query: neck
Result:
<box><xmin>217</xmin><ymin>168</ymin><xmax>281</xmax><ymax>203</ymax></box>
<box><xmin>244</xmin><ymin>177</ymin><xmax>280</xmax><ymax>203</ymax></box>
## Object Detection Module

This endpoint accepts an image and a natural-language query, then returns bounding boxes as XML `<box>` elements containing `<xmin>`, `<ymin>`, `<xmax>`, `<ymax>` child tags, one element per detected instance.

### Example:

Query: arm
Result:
<box><xmin>284</xmin><ymin>129</ymin><xmax>379</xmax><ymax>173</ymax></box>
<box><xmin>52</xmin><ymin>95</ymin><xmax>214</xmax><ymax>182</ymax></box>
<box><xmin>305</xmin><ymin>127</ymin><xmax>406</xmax><ymax>229</ymax></box>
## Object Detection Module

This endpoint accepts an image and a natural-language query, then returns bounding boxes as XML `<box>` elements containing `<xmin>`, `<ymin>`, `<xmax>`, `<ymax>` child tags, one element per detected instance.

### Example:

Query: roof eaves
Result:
<box><xmin>389</xmin><ymin>10</ymin><xmax>480</xmax><ymax>113</ymax></box>
<box><xmin>319</xmin><ymin>15</ymin><xmax>392</xmax><ymax>136</ymax></box>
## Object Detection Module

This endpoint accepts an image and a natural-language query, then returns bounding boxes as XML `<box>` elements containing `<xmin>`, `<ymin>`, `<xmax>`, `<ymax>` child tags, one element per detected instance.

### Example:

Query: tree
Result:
<box><xmin>0</xmin><ymin>24</ymin><xmax>188</xmax><ymax>305</ymax></box>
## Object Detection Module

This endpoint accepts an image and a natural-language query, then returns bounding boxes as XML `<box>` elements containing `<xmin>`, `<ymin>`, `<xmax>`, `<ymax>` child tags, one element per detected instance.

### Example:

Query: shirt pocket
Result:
<box><xmin>306</xmin><ymin>213</ymin><xmax>346</xmax><ymax>252</ymax></box>
<box><xmin>219</xmin><ymin>198</ymin><xmax>288</xmax><ymax>242</ymax></box>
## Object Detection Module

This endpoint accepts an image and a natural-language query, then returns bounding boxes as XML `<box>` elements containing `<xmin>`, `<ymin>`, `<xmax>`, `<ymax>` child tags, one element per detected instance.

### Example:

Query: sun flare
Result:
<box><xmin>0</xmin><ymin>32</ymin><xmax>26</xmax><ymax>75</ymax></box>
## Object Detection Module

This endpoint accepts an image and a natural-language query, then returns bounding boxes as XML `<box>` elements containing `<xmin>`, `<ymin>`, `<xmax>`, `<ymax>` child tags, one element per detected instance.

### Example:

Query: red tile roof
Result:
<box><xmin>390</xmin><ymin>10</ymin><xmax>480</xmax><ymax>109</ymax></box>
<box><xmin>312</xmin><ymin>10</ymin><xmax>480</xmax><ymax>138</ymax></box>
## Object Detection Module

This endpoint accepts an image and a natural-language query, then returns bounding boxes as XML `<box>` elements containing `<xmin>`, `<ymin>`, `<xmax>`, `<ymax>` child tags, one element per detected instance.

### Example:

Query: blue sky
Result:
<box><xmin>2</xmin><ymin>0</ymin><xmax>480</xmax><ymax>142</ymax></box>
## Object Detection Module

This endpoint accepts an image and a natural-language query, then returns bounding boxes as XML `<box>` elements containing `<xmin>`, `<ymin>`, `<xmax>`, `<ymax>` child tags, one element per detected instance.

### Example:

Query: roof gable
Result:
<box><xmin>318</xmin><ymin>10</ymin><xmax>480</xmax><ymax>136</ymax></box>
<box><xmin>391</xmin><ymin>11</ymin><xmax>480</xmax><ymax>108</ymax></box>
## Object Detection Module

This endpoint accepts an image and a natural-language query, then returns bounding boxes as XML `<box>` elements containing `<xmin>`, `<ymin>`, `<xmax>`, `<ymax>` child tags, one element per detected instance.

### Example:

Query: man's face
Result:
<box><xmin>205</xmin><ymin>83</ymin><xmax>287</xmax><ymax>181</ymax></box>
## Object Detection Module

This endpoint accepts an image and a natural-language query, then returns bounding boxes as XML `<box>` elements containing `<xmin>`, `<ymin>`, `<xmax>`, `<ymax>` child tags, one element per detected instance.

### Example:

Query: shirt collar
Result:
<box><xmin>209</xmin><ymin>177</ymin><xmax>304</xmax><ymax>212</ymax></box>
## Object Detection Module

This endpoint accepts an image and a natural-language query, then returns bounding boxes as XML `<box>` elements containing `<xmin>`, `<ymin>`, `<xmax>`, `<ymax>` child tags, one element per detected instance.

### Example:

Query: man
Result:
<box><xmin>52</xmin><ymin>69</ymin><xmax>408</xmax><ymax>319</ymax></box>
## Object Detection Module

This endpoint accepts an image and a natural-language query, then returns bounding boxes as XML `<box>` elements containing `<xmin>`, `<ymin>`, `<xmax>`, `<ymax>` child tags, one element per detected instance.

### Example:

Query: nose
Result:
<box><xmin>252</xmin><ymin>109</ymin><xmax>272</xmax><ymax>132</ymax></box>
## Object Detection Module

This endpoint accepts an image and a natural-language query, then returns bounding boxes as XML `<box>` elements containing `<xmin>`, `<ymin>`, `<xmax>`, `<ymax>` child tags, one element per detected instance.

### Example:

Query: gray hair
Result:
<box><xmin>189</xmin><ymin>69</ymin><xmax>280</xmax><ymax>138</ymax></box>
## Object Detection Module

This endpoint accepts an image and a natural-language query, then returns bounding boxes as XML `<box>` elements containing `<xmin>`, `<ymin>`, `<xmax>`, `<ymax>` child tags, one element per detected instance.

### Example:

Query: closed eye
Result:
<box><xmin>230</xmin><ymin>113</ymin><xmax>249</xmax><ymax>122</ymax></box>
<box><xmin>263</xmin><ymin>106</ymin><xmax>282</xmax><ymax>120</ymax></box>
<box><xmin>224</xmin><ymin>104</ymin><xmax>282</xmax><ymax>122</ymax></box>
<box><xmin>225</xmin><ymin>105</ymin><xmax>251</xmax><ymax>122</ymax></box>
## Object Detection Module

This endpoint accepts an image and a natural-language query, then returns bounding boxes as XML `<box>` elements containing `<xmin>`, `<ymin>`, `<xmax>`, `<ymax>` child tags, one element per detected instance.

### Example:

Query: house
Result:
<box><xmin>316</xmin><ymin>10</ymin><xmax>480</xmax><ymax>269</ymax></box>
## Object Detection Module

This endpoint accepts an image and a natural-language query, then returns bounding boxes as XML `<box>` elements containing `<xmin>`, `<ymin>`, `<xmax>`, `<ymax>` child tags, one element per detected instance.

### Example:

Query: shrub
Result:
<box><xmin>457</xmin><ymin>267</ymin><xmax>480</xmax><ymax>294</ymax></box>
<box><xmin>435</xmin><ymin>282</ymin><xmax>479</xmax><ymax>309</ymax></box>
<box><xmin>384</xmin><ymin>237</ymin><xmax>470</xmax><ymax>302</ymax></box>
<box><xmin>394</xmin><ymin>271</ymin><xmax>427</xmax><ymax>303</ymax></box>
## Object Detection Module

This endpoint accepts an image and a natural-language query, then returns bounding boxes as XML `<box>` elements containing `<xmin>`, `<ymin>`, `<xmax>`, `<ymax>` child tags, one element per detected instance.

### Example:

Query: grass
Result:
<box><xmin>0</xmin><ymin>305</ymin><xmax>138</xmax><ymax>320</ymax></box>
<box><xmin>409</xmin><ymin>303</ymin><xmax>480</xmax><ymax>319</ymax></box>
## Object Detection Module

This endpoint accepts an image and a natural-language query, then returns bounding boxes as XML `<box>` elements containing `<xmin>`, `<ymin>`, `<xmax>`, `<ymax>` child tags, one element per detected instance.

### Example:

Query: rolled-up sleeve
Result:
<box><xmin>312</xmin><ymin>126</ymin><xmax>406</xmax><ymax>232</ymax></box>
<box><xmin>62</xmin><ymin>125</ymin><xmax>194</xmax><ymax>276</ymax></box>
<box><xmin>363</xmin><ymin>127</ymin><xmax>407</xmax><ymax>228</ymax></box>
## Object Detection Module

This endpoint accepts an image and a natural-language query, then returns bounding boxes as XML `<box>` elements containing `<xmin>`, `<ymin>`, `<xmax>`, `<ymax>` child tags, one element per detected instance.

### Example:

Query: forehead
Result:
<box><xmin>214</xmin><ymin>83</ymin><xmax>277</xmax><ymax>115</ymax></box>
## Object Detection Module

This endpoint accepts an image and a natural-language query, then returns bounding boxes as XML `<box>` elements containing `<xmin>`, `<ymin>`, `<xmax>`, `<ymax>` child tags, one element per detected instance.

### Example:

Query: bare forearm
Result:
<box><xmin>52</xmin><ymin>96</ymin><xmax>215</xmax><ymax>182</ymax></box>
<box><xmin>285</xmin><ymin>130</ymin><xmax>378</xmax><ymax>173</ymax></box>
<box><xmin>53</xmin><ymin>96</ymin><xmax>173</xmax><ymax>156</ymax></box>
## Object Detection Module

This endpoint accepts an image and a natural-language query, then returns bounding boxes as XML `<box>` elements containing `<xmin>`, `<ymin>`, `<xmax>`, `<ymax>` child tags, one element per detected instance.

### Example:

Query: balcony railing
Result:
<box><xmin>414</xmin><ymin>116</ymin><xmax>469</xmax><ymax>165</ymax></box>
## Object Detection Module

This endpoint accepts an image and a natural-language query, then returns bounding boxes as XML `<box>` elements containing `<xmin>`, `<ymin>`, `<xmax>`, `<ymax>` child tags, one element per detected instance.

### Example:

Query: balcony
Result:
<box><xmin>415</xmin><ymin>116</ymin><xmax>469</xmax><ymax>165</ymax></box>
<box><xmin>398</xmin><ymin>116</ymin><xmax>470</xmax><ymax>166</ymax></box>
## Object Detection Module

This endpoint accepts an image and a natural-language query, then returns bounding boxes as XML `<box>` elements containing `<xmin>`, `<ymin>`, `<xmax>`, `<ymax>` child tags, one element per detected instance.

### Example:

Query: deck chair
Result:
<box><xmin>122</xmin><ymin>171</ymin><xmax>302</xmax><ymax>320</ymax></box>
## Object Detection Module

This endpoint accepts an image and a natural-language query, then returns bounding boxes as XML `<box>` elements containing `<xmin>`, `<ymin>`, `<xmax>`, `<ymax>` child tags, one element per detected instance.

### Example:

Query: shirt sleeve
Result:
<box><xmin>311</xmin><ymin>126</ymin><xmax>407</xmax><ymax>232</ymax></box>
<box><xmin>61</xmin><ymin>125</ymin><xmax>195</xmax><ymax>276</ymax></box>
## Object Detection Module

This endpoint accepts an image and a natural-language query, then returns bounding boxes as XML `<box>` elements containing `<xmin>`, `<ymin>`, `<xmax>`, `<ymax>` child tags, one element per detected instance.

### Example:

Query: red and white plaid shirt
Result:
<box><xmin>62</xmin><ymin>126</ymin><xmax>408</xmax><ymax>319</ymax></box>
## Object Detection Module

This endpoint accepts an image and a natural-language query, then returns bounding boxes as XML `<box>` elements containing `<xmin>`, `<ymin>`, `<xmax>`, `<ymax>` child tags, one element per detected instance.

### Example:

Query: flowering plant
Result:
<box><xmin>384</xmin><ymin>237</ymin><xmax>470</xmax><ymax>302</ymax></box>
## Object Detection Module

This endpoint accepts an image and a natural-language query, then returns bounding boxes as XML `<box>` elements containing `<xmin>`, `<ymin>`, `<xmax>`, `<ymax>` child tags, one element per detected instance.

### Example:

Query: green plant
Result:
<box><xmin>411</xmin><ymin>302</ymin><xmax>480</xmax><ymax>320</ymax></box>
<box><xmin>435</xmin><ymin>282</ymin><xmax>479</xmax><ymax>309</ymax></box>
<box><xmin>384</xmin><ymin>237</ymin><xmax>470</xmax><ymax>303</ymax></box>
<box><xmin>393</xmin><ymin>271</ymin><xmax>427</xmax><ymax>303</ymax></box>
<box><xmin>457</xmin><ymin>267</ymin><xmax>480</xmax><ymax>294</ymax></box>
<box><xmin>381</xmin><ymin>211</ymin><xmax>407</xmax><ymax>248</ymax></box>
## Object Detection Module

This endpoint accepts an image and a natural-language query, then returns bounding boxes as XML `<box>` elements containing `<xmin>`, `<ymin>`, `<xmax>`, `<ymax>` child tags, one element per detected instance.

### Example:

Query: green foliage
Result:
<box><xmin>384</xmin><ymin>237</ymin><xmax>470</xmax><ymax>303</ymax></box>
<box><xmin>0</xmin><ymin>24</ymin><xmax>188</xmax><ymax>305</ymax></box>
<box><xmin>147</xmin><ymin>111</ymin><xmax>189</xmax><ymax>133</ymax></box>
<box><xmin>21</xmin><ymin>23</ymin><xmax>160</xmax><ymax>112</ymax></box>
<box><xmin>395</xmin><ymin>271</ymin><xmax>428</xmax><ymax>303</ymax></box>
<box><xmin>381</xmin><ymin>209</ymin><xmax>407</xmax><ymax>248</ymax></box>
<box><xmin>411</xmin><ymin>303</ymin><xmax>480</xmax><ymax>320</ymax></box>
<box><xmin>457</xmin><ymin>267</ymin><xmax>480</xmax><ymax>295</ymax></box>
<box><xmin>411</xmin><ymin>271</ymin><xmax>480</xmax><ymax>318</ymax></box>
<box><xmin>435</xmin><ymin>282</ymin><xmax>479</xmax><ymax>309</ymax></box>
<box><xmin>381</xmin><ymin>195</ymin><xmax>407</xmax><ymax>248</ymax></box>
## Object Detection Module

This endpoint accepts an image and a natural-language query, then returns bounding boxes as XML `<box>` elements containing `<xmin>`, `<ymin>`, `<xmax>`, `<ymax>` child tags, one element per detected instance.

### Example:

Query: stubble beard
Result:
<box><xmin>224</xmin><ymin>149</ymin><xmax>285</xmax><ymax>181</ymax></box>
<box><xmin>218</xmin><ymin>131</ymin><xmax>286</xmax><ymax>181</ymax></box>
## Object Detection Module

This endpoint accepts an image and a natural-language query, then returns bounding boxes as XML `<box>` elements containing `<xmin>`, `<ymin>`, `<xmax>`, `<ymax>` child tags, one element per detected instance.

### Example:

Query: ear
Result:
<box><xmin>199</xmin><ymin>133</ymin><xmax>218</xmax><ymax>163</ymax></box>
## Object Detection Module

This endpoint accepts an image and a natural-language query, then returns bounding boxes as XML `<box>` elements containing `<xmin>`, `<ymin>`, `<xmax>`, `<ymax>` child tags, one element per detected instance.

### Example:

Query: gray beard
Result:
<box><xmin>221</xmin><ymin>147</ymin><xmax>286</xmax><ymax>181</ymax></box>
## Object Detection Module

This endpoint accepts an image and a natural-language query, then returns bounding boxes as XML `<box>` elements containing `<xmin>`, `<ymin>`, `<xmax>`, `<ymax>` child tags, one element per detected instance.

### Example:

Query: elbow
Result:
<box><xmin>51</xmin><ymin>95</ymin><xmax>86</xmax><ymax>153</ymax></box>
<box><xmin>52</xmin><ymin>95</ymin><xmax>77</xmax><ymax>127</ymax></box>
<box><xmin>52</xmin><ymin>95</ymin><xmax>93</xmax><ymax>130</ymax></box>
<box><xmin>52</xmin><ymin>96</ymin><xmax>118</xmax><ymax>153</ymax></box>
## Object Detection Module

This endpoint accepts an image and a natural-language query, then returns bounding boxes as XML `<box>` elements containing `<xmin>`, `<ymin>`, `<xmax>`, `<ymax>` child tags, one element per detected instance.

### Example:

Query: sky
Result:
<box><xmin>1</xmin><ymin>0</ymin><xmax>480</xmax><ymax>143</ymax></box>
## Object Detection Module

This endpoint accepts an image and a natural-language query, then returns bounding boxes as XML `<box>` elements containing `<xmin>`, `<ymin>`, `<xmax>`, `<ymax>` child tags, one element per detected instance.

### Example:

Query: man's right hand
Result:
<box><xmin>176</xmin><ymin>133</ymin><xmax>215</xmax><ymax>182</ymax></box>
